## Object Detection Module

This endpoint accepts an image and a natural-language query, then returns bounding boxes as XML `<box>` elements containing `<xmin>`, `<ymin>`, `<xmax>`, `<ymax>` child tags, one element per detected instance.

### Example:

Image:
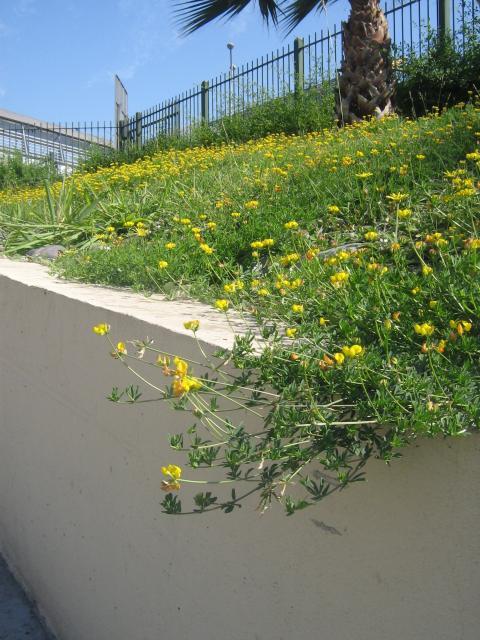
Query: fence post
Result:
<box><xmin>135</xmin><ymin>112</ymin><xmax>142</xmax><ymax>147</ymax></box>
<box><xmin>293</xmin><ymin>37</ymin><xmax>305</xmax><ymax>95</ymax></box>
<box><xmin>438</xmin><ymin>0</ymin><xmax>452</xmax><ymax>42</ymax></box>
<box><xmin>118</xmin><ymin>118</ymin><xmax>128</xmax><ymax>150</ymax></box>
<box><xmin>201</xmin><ymin>81</ymin><xmax>209</xmax><ymax>123</ymax></box>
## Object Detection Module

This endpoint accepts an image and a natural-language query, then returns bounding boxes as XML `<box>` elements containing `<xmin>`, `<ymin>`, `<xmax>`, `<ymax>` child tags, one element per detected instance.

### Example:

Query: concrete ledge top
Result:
<box><xmin>0</xmin><ymin>258</ymin><xmax>253</xmax><ymax>349</ymax></box>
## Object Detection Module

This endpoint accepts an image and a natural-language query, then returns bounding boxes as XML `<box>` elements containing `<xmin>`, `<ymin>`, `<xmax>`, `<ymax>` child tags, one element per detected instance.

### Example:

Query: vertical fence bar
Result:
<box><xmin>293</xmin><ymin>36</ymin><xmax>305</xmax><ymax>94</ymax></box>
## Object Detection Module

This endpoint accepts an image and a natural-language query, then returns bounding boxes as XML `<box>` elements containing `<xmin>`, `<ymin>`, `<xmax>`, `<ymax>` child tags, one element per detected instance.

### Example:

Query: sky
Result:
<box><xmin>0</xmin><ymin>0</ymin><xmax>349</xmax><ymax>124</ymax></box>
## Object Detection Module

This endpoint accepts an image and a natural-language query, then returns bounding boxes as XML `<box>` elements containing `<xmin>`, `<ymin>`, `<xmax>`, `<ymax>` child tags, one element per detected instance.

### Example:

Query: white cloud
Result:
<box><xmin>86</xmin><ymin>0</ymin><xmax>185</xmax><ymax>88</ymax></box>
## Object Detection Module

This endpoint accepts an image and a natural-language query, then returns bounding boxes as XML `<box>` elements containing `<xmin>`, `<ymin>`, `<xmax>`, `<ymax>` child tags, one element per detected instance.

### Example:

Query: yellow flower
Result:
<box><xmin>158</xmin><ymin>260</ymin><xmax>168</xmax><ymax>269</ymax></box>
<box><xmin>397</xmin><ymin>208</ymin><xmax>412</xmax><ymax>218</ymax></box>
<box><xmin>422</xmin><ymin>265</ymin><xmax>433</xmax><ymax>276</ymax></box>
<box><xmin>184</xmin><ymin>320</ymin><xmax>200</xmax><ymax>332</ymax></box>
<box><xmin>92</xmin><ymin>323</ymin><xmax>110</xmax><ymax>335</ymax></box>
<box><xmin>328</xmin><ymin>205</ymin><xmax>340</xmax><ymax>214</ymax></box>
<box><xmin>136</xmin><ymin>227</ymin><xmax>149</xmax><ymax>237</ymax></box>
<box><xmin>333</xmin><ymin>352</ymin><xmax>345</xmax><ymax>364</ymax></box>
<box><xmin>172</xmin><ymin>376</ymin><xmax>202</xmax><ymax>397</ymax></box>
<box><xmin>330</xmin><ymin>271</ymin><xmax>349</xmax><ymax>287</ymax></box>
<box><xmin>257</xmin><ymin>288</ymin><xmax>270</xmax><ymax>296</ymax></box>
<box><xmin>356</xmin><ymin>171</ymin><xmax>373</xmax><ymax>179</ymax></box>
<box><xmin>342</xmin><ymin>344</ymin><xmax>364</xmax><ymax>358</ymax></box>
<box><xmin>364</xmin><ymin>230</ymin><xmax>378</xmax><ymax>241</ymax></box>
<box><xmin>466</xmin><ymin>151</ymin><xmax>480</xmax><ymax>161</ymax></box>
<box><xmin>429</xmin><ymin>300</ymin><xmax>438</xmax><ymax>309</ymax></box>
<box><xmin>215</xmin><ymin>299</ymin><xmax>229</xmax><ymax>312</ymax></box>
<box><xmin>391</xmin><ymin>242</ymin><xmax>401</xmax><ymax>251</ymax></box>
<box><xmin>416</xmin><ymin>154</ymin><xmax>426</xmax><ymax>160</ymax></box>
<box><xmin>250</xmin><ymin>241</ymin><xmax>264</xmax><ymax>249</ymax></box>
<box><xmin>285</xmin><ymin>327</ymin><xmax>297</xmax><ymax>338</ymax></box>
<box><xmin>244</xmin><ymin>200</ymin><xmax>259</xmax><ymax>209</ymax></box>
<box><xmin>386</xmin><ymin>192</ymin><xmax>408</xmax><ymax>202</ymax></box>
<box><xmin>450</xmin><ymin>320</ymin><xmax>472</xmax><ymax>334</ymax></box>
<box><xmin>162</xmin><ymin>464</ymin><xmax>182</xmax><ymax>480</ymax></box>
<box><xmin>106</xmin><ymin>226</ymin><xmax>115</xmax><ymax>233</ymax></box>
<box><xmin>224</xmin><ymin>283</ymin><xmax>236</xmax><ymax>294</ymax></box>
<box><xmin>262</xmin><ymin>238</ymin><xmax>275</xmax><ymax>247</ymax></box>
<box><xmin>280</xmin><ymin>252</ymin><xmax>300</xmax><ymax>266</ymax></box>
<box><xmin>165</xmin><ymin>242</ymin><xmax>176</xmax><ymax>250</ymax></box>
<box><xmin>180</xmin><ymin>218</ymin><xmax>191</xmax><ymax>225</ymax></box>
<box><xmin>319</xmin><ymin>317</ymin><xmax>329</xmax><ymax>326</ymax></box>
<box><xmin>206</xmin><ymin>222</ymin><xmax>217</xmax><ymax>230</ymax></box>
<box><xmin>291</xmin><ymin>304</ymin><xmax>304</xmax><ymax>314</ymax></box>
<box><xmin>465</xmin><ymin>238</ymin><xmax>480</xmax><ymax>250</ymax></box>
<box><xmin>173</xmin><ymin>356</ymin><xmax>189</xmax><ymax>377</ymax></box>
<box><xmin>200</xmin><ymin>243</ymin><xmax>214</xmax><ymax>254</ymax></box>
<box><xmin>284</xmin><ymin>220</ymin><xmax>299</xmax><ymax>230</ymax></box>
<box><xmin>116</xmin><ymin>341</ymin><xmax>127</xmax><ymax>355</ymax></box>
<box><xmin>124</xmin><ymin>221</ymin><xmax>135</xmax><ymax>228</ymax></box>
<box><xmin>414</xmin><ymin>322</ymin><xmax>435</xmax><ymax>336</ymax></box>
<box><xmin>231</xmin><ymin>212</ymin><xmax>241</xmax><ymax>219</ymax></box>
<box><xmin>411</xmin><ymin>287</ymin><xmax>421</xmax><ymax>295</ymax></box>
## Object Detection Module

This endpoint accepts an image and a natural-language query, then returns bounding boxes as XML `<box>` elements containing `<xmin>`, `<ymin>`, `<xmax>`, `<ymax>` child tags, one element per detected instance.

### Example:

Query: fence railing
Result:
<box><xmin>120</xmin><ymin>0</ymin><xmax>478</xmax><ymax>146</ymax></box>
<box><xmin>0</xmin><ymin>0</ymin><xmax>478</xmax><ymax>172</ymax></box>
<box><xmin>0</xmin><ymin>113</ymin><xmax>116</xmax><ymax>174</ymax></box>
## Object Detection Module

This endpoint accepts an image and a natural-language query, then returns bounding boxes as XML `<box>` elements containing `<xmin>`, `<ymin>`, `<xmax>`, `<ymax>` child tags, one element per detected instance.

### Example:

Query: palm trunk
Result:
<box><xmin>337</xmin><ymin>0</ymin><xmax>395</xmax><ymax>124</ymax></box>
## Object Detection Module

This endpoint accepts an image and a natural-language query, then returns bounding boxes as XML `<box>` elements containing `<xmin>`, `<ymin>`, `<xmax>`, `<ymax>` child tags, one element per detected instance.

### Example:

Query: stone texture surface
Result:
<box><xmin>26</xmin><ymin>245</ymin><xmax>65</xmax><ymax>260</ymax></box>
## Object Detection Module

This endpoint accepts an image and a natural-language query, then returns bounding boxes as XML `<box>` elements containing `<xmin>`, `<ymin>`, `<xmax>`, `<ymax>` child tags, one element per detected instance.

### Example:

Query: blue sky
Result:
<box><xmin>0</xmin><ymin>0</ymin><xmax>349</xmax><ymax>124</ymax></box>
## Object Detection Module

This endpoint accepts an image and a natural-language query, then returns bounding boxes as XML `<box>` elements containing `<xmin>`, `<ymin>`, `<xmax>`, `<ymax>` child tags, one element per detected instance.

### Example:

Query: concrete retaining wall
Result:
<box><xmin>0</xmin><ymin>258</ymin><xmax>479</xmax><ymax>640</ymax></box>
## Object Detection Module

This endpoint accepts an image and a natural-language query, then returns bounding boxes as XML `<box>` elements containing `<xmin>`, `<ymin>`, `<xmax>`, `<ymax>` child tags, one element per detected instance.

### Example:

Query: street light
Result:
<box><xmin>226</xmin><ymin>42</ymin><xmax>235</xmax><ymax>115</ymax></box>
<box><xmin>227</xmin><ymin>42</ymin><xmax>235</xmax><ymax>75</ymax></box>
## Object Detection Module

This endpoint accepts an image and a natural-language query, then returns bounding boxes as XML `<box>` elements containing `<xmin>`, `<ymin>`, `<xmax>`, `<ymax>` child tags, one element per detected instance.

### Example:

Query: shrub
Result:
<box><xmin>0</xmin><ymin>152</ymin><xmax>59</xmax><ymax>189</ymax></box>
<box><xmin>395</xmin><ymin>25</ymin><xmax>480</xmax><ymax>116</ymax></box>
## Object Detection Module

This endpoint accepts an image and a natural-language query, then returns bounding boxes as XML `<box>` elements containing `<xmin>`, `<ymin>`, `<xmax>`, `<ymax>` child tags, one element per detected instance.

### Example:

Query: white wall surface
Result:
<box><xmin>0</xmin><ymin>258</ymin><xmax>479</xmax><ymax>640</ymax></box>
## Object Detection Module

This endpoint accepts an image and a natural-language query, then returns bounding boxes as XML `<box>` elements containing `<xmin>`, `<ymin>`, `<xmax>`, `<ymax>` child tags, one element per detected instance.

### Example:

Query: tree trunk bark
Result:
<box><xmin>337</xmin><ymin>0</ymin><xmax>395</xmax><ymax>124</ymax></box>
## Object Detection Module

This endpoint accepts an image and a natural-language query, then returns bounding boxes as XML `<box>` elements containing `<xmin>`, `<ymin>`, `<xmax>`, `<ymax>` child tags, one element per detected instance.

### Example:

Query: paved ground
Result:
<box><xmin>0</xmin><ymin>555</ymin><xmax>55</xmax><ymax>639</ymax></box>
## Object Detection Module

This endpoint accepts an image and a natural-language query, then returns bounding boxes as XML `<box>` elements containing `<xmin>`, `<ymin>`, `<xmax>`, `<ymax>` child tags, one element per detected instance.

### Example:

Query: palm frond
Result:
<box><xmin>281</xmin><ymin>0</ymin><xmax>334</xmax><ymax>35</ymax></box>
<box><xmin>173</xmin><ymin>0</ymin><xmax>282</xmax><ymax>35</ymax></box>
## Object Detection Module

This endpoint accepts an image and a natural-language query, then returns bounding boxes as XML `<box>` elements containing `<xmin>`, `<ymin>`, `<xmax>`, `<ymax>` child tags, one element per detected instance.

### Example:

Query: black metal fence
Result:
<box><xmin>0</xmin><ymin>0</ymin><xmax>478</xmax><ymax>172</ymax></box>
<box><xmin>124</xmin><ymin>0</ymin><xmax>478</xmax><ymax>145</ymax></box>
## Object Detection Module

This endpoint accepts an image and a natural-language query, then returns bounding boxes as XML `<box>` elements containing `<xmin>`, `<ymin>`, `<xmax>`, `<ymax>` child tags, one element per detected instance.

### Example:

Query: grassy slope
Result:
<box><xmin>1</xmin><ymin>103</ymin><xmax>480</xmax><ymax>513</ymax></box>
<box><xmin>48</xmin><ymin>105</ymin><xmax>479</xmax><ymax>302</ymax></box>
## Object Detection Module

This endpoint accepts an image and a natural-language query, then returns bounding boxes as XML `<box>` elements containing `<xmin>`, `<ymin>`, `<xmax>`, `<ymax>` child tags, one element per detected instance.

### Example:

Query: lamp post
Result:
<box><xmin>227</xmin><ymin>42</ymin><xmax>235</xmax><ymax>74</ymax></box>
<box><xmin>227</xmin><ymin>42</ymin><xmax>235</xmax><ymax>115</ymax></box>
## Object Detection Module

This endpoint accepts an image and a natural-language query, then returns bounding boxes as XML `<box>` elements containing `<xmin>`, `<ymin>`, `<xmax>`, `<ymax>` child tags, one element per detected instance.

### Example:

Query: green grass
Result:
<box><xmin>52</xmin><ymin>104</ymin><xmax>479</xmax><ymax>303</ymax></box>
<box><xmin>2</xmin><ymin>102</ymin><xmax>480</xmax><ymax>514</ymax></box>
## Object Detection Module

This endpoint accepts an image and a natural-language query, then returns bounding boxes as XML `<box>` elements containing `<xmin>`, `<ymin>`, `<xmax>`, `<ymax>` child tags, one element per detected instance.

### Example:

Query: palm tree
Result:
<box><xmin>173</xmin><ymin>0</ymin><xmax>395</xmax><ymax>124</ymax></box>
